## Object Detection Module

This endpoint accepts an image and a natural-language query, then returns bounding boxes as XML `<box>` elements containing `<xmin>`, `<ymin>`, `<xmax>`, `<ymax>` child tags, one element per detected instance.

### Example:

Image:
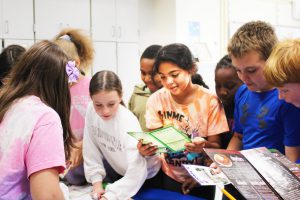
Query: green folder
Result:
<box><xmin>128</xmin><ymin>126</ymin><xmax>191</xmax><ymax>152</ymax></box>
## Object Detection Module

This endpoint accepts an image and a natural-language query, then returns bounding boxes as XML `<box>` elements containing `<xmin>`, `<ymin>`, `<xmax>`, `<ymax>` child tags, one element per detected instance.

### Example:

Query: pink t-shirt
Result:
<box><xmin>0</xmin><ymin>96</ymin><xmax>66</xmax><ymax>200</ymax></box>
<box><xmin>146</xmin><ymin>86</ymin><xmax>229</xmax><ymax>183</ymax></box>
<box><xmin>70</xmin><ymin>76</ymin><xmax>91</xmax><ymax>141</ymax></box>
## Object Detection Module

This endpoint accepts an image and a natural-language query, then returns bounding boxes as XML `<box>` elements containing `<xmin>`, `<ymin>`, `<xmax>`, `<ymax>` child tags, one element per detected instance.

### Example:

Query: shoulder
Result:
<box><xmin>194</xmin><ymin>85</ymin><xmax>220</xmax><ymax>105</ymax></box>
<box><xmin>71</xmin><ymin>76</ymin><xmax>91</xmax><ymax>91</ymax></box>
<box><xmin>132</xmin><ymin>83</ymin><xmax>151</xmax><ymax>96</ymax></box>
<box><xmin>118</xmin><ymin>105</ymin><xmax>141</xmax><ymax>129</ymax></box>
<box><xmin>5</xmin><ymin>96</ymin><xmax>61</xmax><ymax>129</ymax></box>
<box><xmin>119</xmin><ymin>105</ymin><xmax>139</xmax><ymax>119</ymax></box>
<box><xmin>234</xmin><ymin>84</ymin><xmax>248</xmax><ymax>101</ymax></box>
<box><xmin>80</xmin><ymin>76</ymin><xmax>91</xmax><ymax>82</ymax></box>
<box><xmin>86</xmin><ymin>101</ymin><xmax>95</xmax><ymax>115</ymax></box>
<box><xmin>236</xmin><ymin>84</ymin><xmax>247</xmax><ymax>97</ymax></box>
<box><xmin>147</xmin><ymin>88</ymin><xmax>168</xmax><ymax>102</ymax></box>
<box><xmin>196</xmin><ymin>85</ymin><xmax>217</xmax><ymax>98</ymax></box>
<box><xmin>280</xmin><ymin>100</ymin><xmax>300</xmax><ymax>114</ymax></box>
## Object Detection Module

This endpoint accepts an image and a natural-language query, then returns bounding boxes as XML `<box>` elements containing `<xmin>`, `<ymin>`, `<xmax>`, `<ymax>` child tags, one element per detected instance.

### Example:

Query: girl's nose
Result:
<box><xmin>144</xmin><ymin>74</ymin><xmax>152</xmax><ymax>83</ymax></box>
<box><xmin>166</xmin><ymin>76</ymin><xmax>173</xmax><ymax>85</ymax></box>
<box><xmin>102</xmin><ymin>106</ymin><xmax>110</xmax><ymax>115</ymax></box>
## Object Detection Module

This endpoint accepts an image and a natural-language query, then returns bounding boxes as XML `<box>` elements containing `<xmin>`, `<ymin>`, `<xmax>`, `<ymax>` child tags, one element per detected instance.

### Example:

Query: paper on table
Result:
<box><xmin>183</xmin><ymin>164</ymin><xmax>231</xmax><ymax>186</ymax></box>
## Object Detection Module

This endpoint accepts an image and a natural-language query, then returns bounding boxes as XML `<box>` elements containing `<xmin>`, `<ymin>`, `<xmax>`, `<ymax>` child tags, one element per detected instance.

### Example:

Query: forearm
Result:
<box><xmin>227</xmin><ymin>132</ymin><xmax>243</xmax><ymax>150</ymax></box>
<box><xmin>203</xmin><ymin>134</ymin><xmax>222</xmax><ymax>149</ymax></box>
<box><xmin>93</xmin><ymin>181</ymin><xmax>104</xmax><ymax>191</ymax></box>
<box><xmin>204</xmin><ymin>140</ymin><xmax>221</xmax><ymax>149</ymax></box>
<box><xmin>285</xmin><ymin>146</ymin><xmax>300</xmax><ymax>163</ymax></box>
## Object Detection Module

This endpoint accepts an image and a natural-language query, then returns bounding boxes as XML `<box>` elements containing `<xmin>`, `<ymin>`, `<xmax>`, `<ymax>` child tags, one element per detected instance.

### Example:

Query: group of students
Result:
<box><xmin>1</xmin><ymin>20</ymin><xmax>300</xmax><ymax>200</ymax></box>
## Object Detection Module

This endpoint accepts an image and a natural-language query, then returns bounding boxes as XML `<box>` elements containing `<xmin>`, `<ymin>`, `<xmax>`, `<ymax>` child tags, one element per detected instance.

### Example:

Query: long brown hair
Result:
<box><xmin>0</xmin><ymin>40</ymin><xmax>74</xmax><ymax>159</ymax></box>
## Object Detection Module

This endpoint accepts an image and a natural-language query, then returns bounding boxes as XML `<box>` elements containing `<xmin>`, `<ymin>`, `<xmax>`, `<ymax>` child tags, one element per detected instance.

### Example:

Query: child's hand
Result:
<box><xmin>91</xmin><ymin>182</ymin><xmax>105</xmax><ymax>200</ymax></box>
<box><xmin>184</xmin><ymin>137</ymin><xmax>206</xmax><ymax>153</ymax></box>
<box><xmin>137</xmin><ymin>140</ymin><xmax>158</xmax><ymax>156</ymax></box>
<box><xmin>209</xmin><ymin>162</ymin><xmax>221</xmax><ymax>174</ymax></box>
<box><xmin>69</xmin><ymin>141</ymin><xmax>83</xmax><ymax>168</ymax></box>
<box><xmin>182</xmin><ymin>177</ymin><xmax>199</xmax><ymax>194</ymax></box>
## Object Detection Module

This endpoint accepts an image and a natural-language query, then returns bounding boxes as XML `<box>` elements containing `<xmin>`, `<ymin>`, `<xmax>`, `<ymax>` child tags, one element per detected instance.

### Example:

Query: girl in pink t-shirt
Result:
<box><xmin>0</xmin><ymin>40</ymin><xmax>74</xmax><ymax>199</ymax></box>
<box><xmin>54</xmin><ymin>28</ymin><xmax>94</xmax><ymax>185</ymax></box>
<box><xmin>138</xmin><ymin>43</ymin><xmax>229</xmax><ymax>200</ymax></box>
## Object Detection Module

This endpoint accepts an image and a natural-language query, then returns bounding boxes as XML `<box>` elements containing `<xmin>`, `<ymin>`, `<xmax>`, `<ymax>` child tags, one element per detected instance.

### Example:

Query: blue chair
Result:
<box><xmin>134</xmin><ymin>188</ymin><xmax>207</xmax><ymax>200</ymax></box>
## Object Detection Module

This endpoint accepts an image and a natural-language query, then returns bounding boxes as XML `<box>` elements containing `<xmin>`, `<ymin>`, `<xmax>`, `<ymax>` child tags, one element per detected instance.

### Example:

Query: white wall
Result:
<box><xmin>2</xmin><ymin>0</ymin><xmax>300</xmax><ymax>92</ymax></box>
<box><xmin>139</xmin><ymin>0</ymin><xmax>300</xmax><ymax>91</ymax></box>
<box><xmin>139</xmin><ymin>0</ymin><xmax>222</xmax><ymax>90</ymax></box>
<box><xmin>138</xmin><ymin>0</ymin><xmax>176</xmax><ymax>51</ymax></box>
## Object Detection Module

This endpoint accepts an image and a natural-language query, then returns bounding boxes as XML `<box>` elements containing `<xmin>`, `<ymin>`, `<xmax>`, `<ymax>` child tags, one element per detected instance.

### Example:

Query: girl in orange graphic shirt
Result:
<box><xmin>138</xmin><ymin>43</ymin><xmax>229</xmax><ymax>199</ymax></box>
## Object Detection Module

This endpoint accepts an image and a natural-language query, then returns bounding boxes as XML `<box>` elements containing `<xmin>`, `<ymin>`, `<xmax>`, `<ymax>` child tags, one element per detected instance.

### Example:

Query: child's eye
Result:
<box><xmin>247</xmin><ymin>69</ymin><xmax>256</xmax><ymax>74</ymax></box>
<box><xmin>171</xmin><ymin>73</ymin><xmax>179</xmax><ymax>78</ymax></box>
<box><xmin>160</xmin><ymin>75</ymin><xmax>166</xmax><ymax>79</ymax></box>
<box><xmin>226</xmin><ymin>83</ymin><xmax>236</xmax><ymax>90</ymax></box>
<box><xmin>95</xmin><ymin>104</ymin><xmax>103</xmax><ymax>108</ymax></box>
<box><xmin>108</xmin><ymin>103</ymin><xmax>115</xmax><ymax>107</ymax></box>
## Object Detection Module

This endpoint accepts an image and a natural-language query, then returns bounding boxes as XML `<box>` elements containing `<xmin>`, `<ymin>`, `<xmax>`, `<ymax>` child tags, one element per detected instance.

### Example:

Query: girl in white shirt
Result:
<box><xmin>83</xmin><ymin>70</ymin><xmax>160</xmax><ymax>200</ymax></box>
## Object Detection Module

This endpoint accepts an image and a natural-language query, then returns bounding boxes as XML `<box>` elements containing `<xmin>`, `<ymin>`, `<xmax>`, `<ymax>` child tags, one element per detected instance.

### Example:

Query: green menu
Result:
<box><xmin>128</xmin><ymin>126</ymin><xmax>191</xmax><ymax>152</ymax></box>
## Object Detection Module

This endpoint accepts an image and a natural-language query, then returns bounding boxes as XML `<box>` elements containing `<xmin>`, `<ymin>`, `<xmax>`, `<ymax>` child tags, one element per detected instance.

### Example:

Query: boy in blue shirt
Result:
<box><xmin>227</xmin><ymin>21</ymin><xmax>300</xmax><ymax>162</ymax></box>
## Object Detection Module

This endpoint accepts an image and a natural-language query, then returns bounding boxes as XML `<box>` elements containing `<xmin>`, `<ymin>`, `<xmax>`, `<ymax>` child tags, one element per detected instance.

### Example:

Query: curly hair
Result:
<box><xmin>54</xmin><ymin>28</ymin><xmax>94</xmax><ymax>73</ymax></box>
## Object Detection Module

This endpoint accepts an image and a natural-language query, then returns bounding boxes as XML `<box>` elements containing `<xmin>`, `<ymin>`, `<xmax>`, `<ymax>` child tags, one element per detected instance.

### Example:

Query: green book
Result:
<box><xmin>128</xmin><ymin>126</ymin><xmax>191</xmax><ymax>152</ymax></box>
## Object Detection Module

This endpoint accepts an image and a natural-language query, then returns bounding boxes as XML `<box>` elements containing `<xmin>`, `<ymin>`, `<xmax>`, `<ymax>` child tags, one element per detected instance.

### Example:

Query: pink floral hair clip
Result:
<box><xmin>66</xmin><ymin>61</ymin><xmax>79</xmax><ymax>83</ymax></box>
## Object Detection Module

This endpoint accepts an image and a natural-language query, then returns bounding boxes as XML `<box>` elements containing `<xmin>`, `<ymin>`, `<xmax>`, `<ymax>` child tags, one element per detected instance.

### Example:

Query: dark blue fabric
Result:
<box><xmin>233</xmin><ymin>84</ymin><xmax>300</xmax><ymax>153</ymax></box>
<box><xmin>134</xmin><ymin>188</ymin><xmax>207</xmax><ymax>200</ymax></box>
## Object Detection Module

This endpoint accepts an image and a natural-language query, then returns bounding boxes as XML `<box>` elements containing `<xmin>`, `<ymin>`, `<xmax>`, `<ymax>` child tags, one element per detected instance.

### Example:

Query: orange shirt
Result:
<box><xmin>145</xmin><ymin>85</ymin><xmax>229</xmax><ymax>183</ymax></box>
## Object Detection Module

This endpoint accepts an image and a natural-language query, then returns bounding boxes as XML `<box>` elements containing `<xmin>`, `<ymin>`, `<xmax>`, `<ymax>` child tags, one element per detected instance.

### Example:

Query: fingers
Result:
<box><xmin>137</xmin><ymin>141</ymin><xmax>157</xmax><ymax>156</ymax></box>
<box><xmin>181</xmin><ymin>182</ymin><xmax>190</xmax><ymax>194</ymax></box>
<box><xmin>209</xmin><ymin>162</ymin><xmax>221</xmax><ymax>174</ymax></box>
<box><xmin>182</xmin><ymin>188</ymin><xmax>190</xmax><ymax>195</ymax></box>
<box><xmin>182</xmin><ymin>178</ymin><xmax>198</xmax><ymax>194</ymax></box>
<box><xmin>184</xmin><ymin>142</ymin><xmax>205</xmax><ymax>153</ymax></box>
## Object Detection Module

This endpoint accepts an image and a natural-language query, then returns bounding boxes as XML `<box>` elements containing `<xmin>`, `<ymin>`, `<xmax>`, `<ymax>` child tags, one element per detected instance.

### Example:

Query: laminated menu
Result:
<box><xmin>204</xmin><ymin>147</ymin><xmax>300</xmax><ymax>200</ymax></box>
<box><xmin>128</xmin><ymin>126</ymin><xmax>191</xmax><ymax>152</ymax></box>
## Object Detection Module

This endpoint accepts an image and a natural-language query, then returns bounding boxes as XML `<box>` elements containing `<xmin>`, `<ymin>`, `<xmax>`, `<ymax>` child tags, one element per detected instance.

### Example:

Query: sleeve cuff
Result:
<box><xmin>91</xmin><ymin>175</ymin><xmax>103</xmax><ymax>184</ymax></box>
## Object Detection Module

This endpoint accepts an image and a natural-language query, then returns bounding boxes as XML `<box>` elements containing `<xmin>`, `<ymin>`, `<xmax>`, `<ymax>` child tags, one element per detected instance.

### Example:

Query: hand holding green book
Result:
<box><xmin>128</xmin><ymin>126</ymin><xmax>191</xmax><ymax>152</ymax></box>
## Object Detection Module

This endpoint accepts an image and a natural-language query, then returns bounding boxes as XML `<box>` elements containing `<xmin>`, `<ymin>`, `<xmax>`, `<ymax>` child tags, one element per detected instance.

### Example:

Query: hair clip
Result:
<box><xmin>66</xmin><ymin>61</ymin><xmax>79</xmax><ymax>83</ymax></box>
<box><xmin>59</xmin><ymin>34</ymin><xmax>71</xmax><ymax>41</ymax></box>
